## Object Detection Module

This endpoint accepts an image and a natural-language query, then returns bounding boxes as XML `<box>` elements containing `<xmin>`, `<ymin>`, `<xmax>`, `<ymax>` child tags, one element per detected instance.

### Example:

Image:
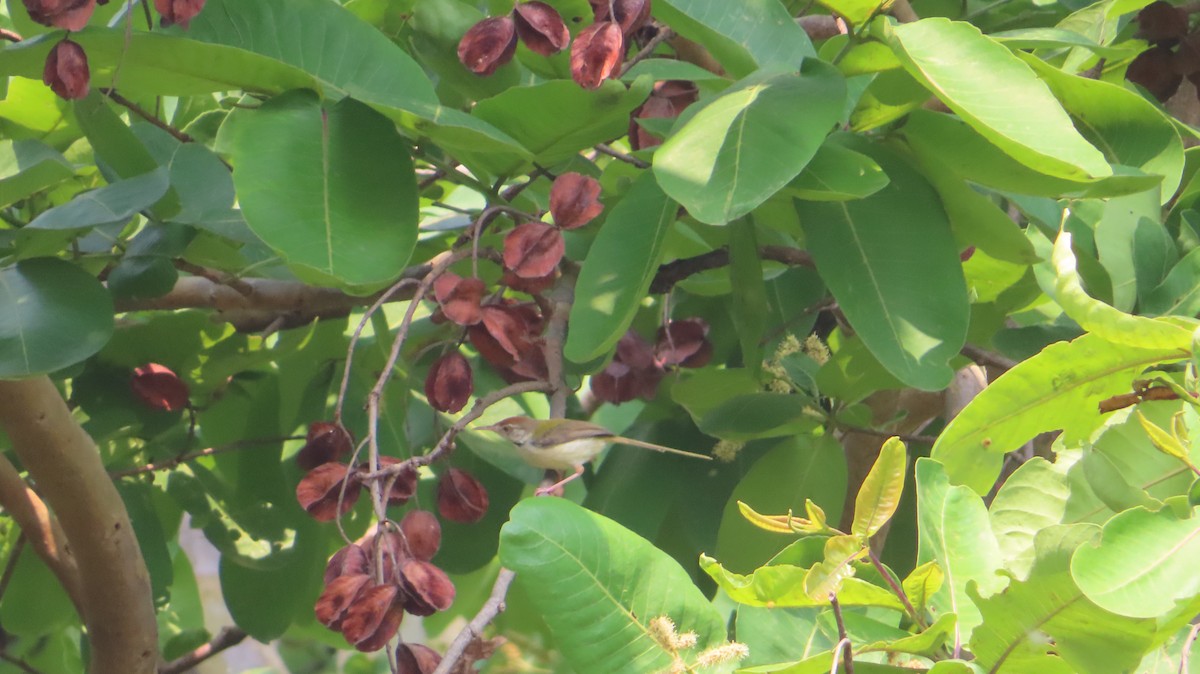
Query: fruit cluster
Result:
<box><xmin>458</xmin><ymin>0</ymin><xmax>652</xmax><ymax>89</ymax></box>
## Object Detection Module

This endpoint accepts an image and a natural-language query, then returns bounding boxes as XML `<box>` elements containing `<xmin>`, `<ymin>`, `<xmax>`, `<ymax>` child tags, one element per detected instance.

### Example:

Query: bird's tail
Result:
<box><xmin>611</xmin><ymin>437</ymin><xmax>712</xmax><ymax>461</ymax></box>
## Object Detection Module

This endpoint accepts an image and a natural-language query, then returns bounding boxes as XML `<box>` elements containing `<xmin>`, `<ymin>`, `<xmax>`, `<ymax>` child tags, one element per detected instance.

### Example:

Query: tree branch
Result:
<box><xmin>650</xmin><ymin>246</ymin><xmax>815</xmax><ymax>294</ymax></box>
<box><xmin>0</xmin><ymin>453</ymin><xmax>82</xmax><ymax>610</ymax></box>
<box><xmin>0</xmin><ymin>378</ymin><xmax>157</xmax><ymax>674</ymax></box>
<box><xmin>430</xmin><ymin>568</ymin><xmax>516</xmax><ymax>674</ymax></box>
<box><xmin>109</xmin><ymin>435</ymin><xmax>305</xmax><ymax>478</ymax></box>
<box><xmin>158</xmin><ymin>626</ymin><xmax>248</xmax><ymax>674</ymax></box>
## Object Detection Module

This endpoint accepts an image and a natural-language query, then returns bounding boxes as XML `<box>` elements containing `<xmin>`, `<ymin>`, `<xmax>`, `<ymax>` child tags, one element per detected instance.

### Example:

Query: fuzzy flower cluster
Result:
<box><xmin>650</xmin><ymin>615</ymin><xmax>748</xmax><ymax>673</ymax></box>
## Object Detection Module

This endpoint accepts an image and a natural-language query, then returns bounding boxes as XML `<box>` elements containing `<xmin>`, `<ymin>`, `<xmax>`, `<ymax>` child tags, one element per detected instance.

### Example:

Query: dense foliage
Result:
<box><xmin>0</xmin><ymin>0</ymin><xmax>1199</xmax><ymax>672</ymax></box>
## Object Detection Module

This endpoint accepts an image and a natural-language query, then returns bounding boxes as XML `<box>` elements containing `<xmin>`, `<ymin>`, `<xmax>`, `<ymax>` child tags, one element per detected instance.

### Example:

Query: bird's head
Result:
<box><xmin>477</xmin><ymin>416</ymin><xmax>538</xmax><ymax>445</ymax></box>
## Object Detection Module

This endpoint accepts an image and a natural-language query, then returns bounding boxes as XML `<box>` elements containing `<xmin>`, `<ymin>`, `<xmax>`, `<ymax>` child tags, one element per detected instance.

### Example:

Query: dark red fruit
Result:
<box><xmin>396</xmin><ymin>643</ymin><xmax>443</xmax><ymax>674</ymax></box>
<box><xmin>341</xmin><ymin>584</ymin><xmax>404</xmax><ymax>652</ymax></box>
<box><xmin>324</xmin><ymin>543</ymin><xmax>370</xmax><ymax>585</ymax></box>
<box><xmin>398</xmin><ymin>559</ymin><xmax>456</xmax><ymax>616</ymax></box>
<box><xmin>297</xmin><ymin>421</ymin><xmax>354</xmax><ymax>471</ymax></box>
<box><xmin>514</xmin><ymin>1</ymin><xmax>570</xmax><ymax>56</ymax></box>
<box><xmin>503</xmin><ymin>222</ymin><xmax>566</xmax><ymax>278</ymax></box>
<box><xmin>436</xmin><ymin>468</ymin><xmax>489</xmax><ymax>523</ymax></box>
<box><xmin>399</xmin><ymin>509</ymin><xmax>442</xmax><ymax>561</ymax></box>
<box><xmin>570</xmin><ymin>21</ymin><xmax>624</xmax><ymax>89</ymax></box>
<box><xmin>314</xmin><ymin>573</ymin><xmax>370</xmax><ymax>631</ymax></box>
<box><xmin>425</xmin><ymin>352</ymin><xmax>474</xmax><ymax>414</ymax></box>
<box><xmin>24</xmin><ymin>0</ymin><xmax>96</xmax><ymax>30</ymax></box>
<box><xmin>550</xmin><ymin>173</ymin><xmax>604</xmax><ymax>230</ymax></box>
<box><xmin>458</xmin><ymin>15</ymin><xmax>518</xmax><ymax>76</ymax></box>
<box><xmin>154</xmin><ymin>0</ymin><xmax>205</xmax><ymax>28</ymax></box>
<box><xmin>433</xmin><ymin>273</ymin><xmax>486</xmax><ymax>326</ymax></box>
<box><xmin>296</xmin><ymin>463</ymin><xmax>361</xmax><ymax>522</ymax></box>
<box><xmin>42</xmin><ymin>39</ymin><xmax>89</xmax><ymax>100</ymax></box>
<box><xmin>130</xmin><ymin>363</ymin><xmax>190</xmax><ymax>412</ymax></box>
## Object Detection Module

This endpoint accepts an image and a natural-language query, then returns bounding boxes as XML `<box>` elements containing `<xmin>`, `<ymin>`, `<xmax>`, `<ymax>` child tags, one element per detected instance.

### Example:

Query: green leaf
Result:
<box><xmin>26</xmin><ymin>169</ymin><xmax>169</xmax><ymax>231</ymax></box>
<box><xmin>654</xmin><ymin>65</ymin><xmax>846</xmax><ymax>225</ymax></box>
<box><xmin>1145</xmin><ymin>247</ymin><xmax>1200</xmax><ymax>317</ymax></box>
<box><xmin>804</xmin><ymin>535</ymin><xmax>868</xmax><ymax>599</ymax></box>
<box><xmin>797</xmin><ymin>138</ymin><xmax>968</xmax><ymax>391</ymax></box>
<box><xmin>860</xmin><ymin>613</ymin><xmax>956</xmax><ymax>657</ymax></box>
<box><xmin>673</xmin><ymin>369</ymin><xmax>762</xmax><ymax>422</ymax></box>
<box><xmin>817</xmin><ymin>0</ymin><xmax>887</xmax><ymax>26</ymax></box>
<box><xmin>903</xmin><ymin>109</ymin><xmax>1160</xmax><ymax>199</ymax></box>
<box><xmin>0</xmin><ymin>542</ymin><xmax>76</xmax><ymax>636</ymax></box>
<box><xmin>220</xmin><ymin>91</ymin><xmax>418</xmax><ymax>288</ymax></box>
<box><xmin>716</xmin><ymin>435</ymin><xmax>847</xmax><ymax>573</ymax></box>
<box><xmin>1091</xmin><ymin>190</ymin><xmax>1163</xmax><ymax>311</ymax></box>
<box><xmin>0</xmin><ymin>258</ymin><xmax>114</xmax><ymax>378</ymax></box>
<box><xmin>1020</xmin><ymin>53</ymin><xmax>1183</xmax><ymax>202</ymax></box>
<box><xmin>1053</xmin><ymin>231</ymin><xmax>1195</xmax><ymax>350</ymax></box>
<box><xmin>932</xmin><ymin>333</ymin><xmax>1186</xmax><ymax>494</ymax></box>
<box><xmin>850</xmin><ymin>68</ymin><xmax>930</xmax><ymax>132</ymax></box>
<box><xmin>884</xmin><ymin>18</ymin><xmax>1110</xmax><ymax>180</ymax></box>
<box><xmin>786</xmin><ymin>138</ymin><xmax>890</xmax><ymax>202</ymax></box>
<box><xmin>915</xmin><ymin>458</ymin><xmax>1005</xmax><ymax>640</ymax></box>
<box><xmin>696</xmin><ymin>393</ymin><xmax>823</xmax><ymax>441</ymax></box>
<box><xmin>852</xmin><ymin>436</ymin><xmax>907</xmax><ymax>538</ymax></box>
<box><xmin>1136</xmin><ymin>410</ymin><xmax>1196</xmax><ymax>468</ymax></box>
<box><xmin>1073</xmin><ymin>505</ymin><xmax>1200</xmax><ymax>618</ymax></box>
<box><xmin>0</xmin><ymin>139</ymin><xmax>74</xmax><ymax>208</ymax></box>
<box><xmin>472</xmin><ymin>79</ymin><xmax>652</xmax><ymax>174</ymax></box>
<box><xmin>988</xmin><ymin>457</ymin><xmax>1071</xmax><ymax>577</ymax></box>
<box><xmin>901</xmin><ymin>561</ymin><xmax>944</xmax><ymax>615</ymax></box>
<box><xmin>219</xmin><ymin>552</ymin><xmax>312</xmax><ymax>641</ymax></box>
<box><xmin>989</xmin><ymin>28</ymin><xmax>1137</xmax><ymax>57</ymax></box>
<box><xmin>729</xmin><ymin>219</ymin><xmax>768</xmax><ymax>371</ymax></box>
<box><xmin>700</xmin><ymin>554</ymin><xmax>905</xmax><ymax>610</ymax></box>
<box><xmin>972</xmin><ymin>525</ymin><xmax>1155</xmax><ymax>674</ymax></box>
<box><xmin>499</xmin><ymin>499</ymin><xmax>727</xmax><ymax>673</ymax></box>
<box><xmin>566</xmin><ymin>172</ymin><xmax>676</xmax><ymax>362</ymax></box>
<box><xmin>655</xmin><ymin>0</ymin><xmax>815</xmax><ymax>77</ymax></box>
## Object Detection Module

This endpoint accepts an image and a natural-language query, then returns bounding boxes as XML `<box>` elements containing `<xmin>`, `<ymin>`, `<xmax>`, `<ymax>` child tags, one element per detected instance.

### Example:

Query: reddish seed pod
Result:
<box><xmin>324</xmin><ymin>543</ymin><xmax>371</xmax><ymax>585</ymax></box>
<box><xmin>314</xmin><ymin>573</ymin><xmax>370</xmax><ymax>631</ymax></box>
<box><xmin>570</xmin><ymin>21</ymin><xmax>624</xmax><ymax>89</ymax></box>
<box><xmin>1136</xmin><ymin>1</ymin><xmax>1188</xmax><ymax>43</ymax></box>
<box><xmin>396</xmin><ymin>643</ymin><xmax>443</xmax><ymax>674</ymax></box>
<box><xmin>590</xmin><ymin>0</ymin><xmax>652</xmax><ymax>34</ymax></box>
<box><xmin>503</xmin><ymin>222</ymin><xmax>566</xmax><ymax>279</ymax></box>
<box><xmin>42</xmin><ymin>39</ymin><xmax>90</xmax><ymax>100</ymax></box>
<box><xmin>296</xmin><ymin>421</ymin><xmax>354</xmax><ymax>471</ymax></box>
<box><xmin>130</xmin><ymin>363</ymin><xmax>190</xmax><ymax>412</ymax></box>
<box><xmin>513</xmin><ymin>1</ymin><xmax>570</xmax><ymax>56</ymax></box>
<box><xmin>25</xmin><ymin>0</ymin><xmax>96</xmax><ymax>30</ymax></box>
<box><xmin>437</xmin><ymin>468</ymin><xmax>489</xmax><ymax>523</ymax></box>
<box><xmin>458</xmin><ymin>15</ymin><xmax>518</xmax><ymax>76</ymax></box>
<box><xmin>371</xmin><ymin>456</ymin><xmax>419</xmax><ymax>506</ymax></box>
<box><xmin>341</xmin><ymin>584</ymin><xmax>405</xmax><ymax>652</ymax></box>
<box><xmin>655</xmin><ymin>318</ymin><xmax>711</xmax><ymax>368</ymax></box>
<box><xmin>154</xmin><ymin>0</ymin><xmax>205</xmax><ymax>28</ymax></box>
<box><xmin>425</xmin><ymin>352</ymin><xmax>474</xmax><ymax>414</ymax></box>
<box><xmin>400</xmin><ymin>509</ymin><xmax>442</xmax><ymax>562</ymax></box>
<box><xmin>549</xmin><ymin>173</ymin><xmax>604</xmax><ymax>230</ymax></box>
<box><xmin>433</xmin><ymin>272</ymin><xmax>486</xmax><ymax>326</ymax></box>
<box><xmin>398</xmin><ymin>559</ymin><xmax>457</xmax><ymax>616</ymax></box>
<box><xmin>1126</xmin><ymin>45</ymin><xmax>1183</xmax><ymax>101</ymax></box>
<box><xmin>296</xmin><ymin>463</ymin><xmax>361</xmax><ymax>522</ymax></box>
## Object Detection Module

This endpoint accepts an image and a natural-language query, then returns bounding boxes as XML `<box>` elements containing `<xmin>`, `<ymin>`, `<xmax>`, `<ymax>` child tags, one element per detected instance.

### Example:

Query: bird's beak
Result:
<box><xmin>475</xmin><ymin>422</ymin><xmax>500</xmax><ymax>433</ymax></box>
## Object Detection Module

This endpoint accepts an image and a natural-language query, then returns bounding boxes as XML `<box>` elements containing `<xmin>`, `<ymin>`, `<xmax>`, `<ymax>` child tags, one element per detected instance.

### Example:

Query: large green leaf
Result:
<box><xmin>697</xmin><ymin>393</ymin><xmax>824</xmax><ymax>440</ymax></box>
<box><xmin>472</xmin><ymin>79</ymin><xmax>651</xmax><ymax>174</ymax></box>
<box><xmin>971</xmin><ymin>525</ymin><xmax>1155</xmax><ymax>674</ymax></box>
<box><xmin>219</xmin><ymin>91</ymin><xmax>418</xmax><ymax>288</ymax></box>
<box><xmin>1020</xmin><ymin>54</ymin><xmax>1183</xmax><ymax>203</ymax></box>
<box><xmin>797</xmin><ymin>138</ymin><xmax>968</xmax><ymax>391</ymax></box>
<box><xmin>0</xmin><ymin>258</ymin><xmax>113</xmax><ymax>378</ymax></box>
<box><xmin>915</xmin><ymin>459</ymin><xmax>1004</xmax><ymax>640</ymax></box>
<box><xmin>1145</xmin><ymin>247</ymin><xmax>1200</xmax><ymax>317</ymax></box>
<box><xmin>1073</xmin><ymin>505</ymin><xmax>1200</xmax><ymax>619</ymax></box>
<box><xmin>902</xmin><ymin>110</ymin><xmax>1159</xmax><ymax>199</ymax></box>
<box><xmin>26</xmin><ymin>169</ymin><xmax>169</xmax><ymax>231</ymax></box>
<box><xmin>499</xmin><ymin>499</ymin><xmax>727</xmax><ymax>674</ymax></box>
<box><xmin>0</xmin><ymin>139</ymin><xmax>74</xmax><ymax>208</ymax></box>
<box><xmin>932</xmin><ymin>333</ymin><xmax>1187</xmax><ymax>494</ymax></box>
<box><xmin>655</xmin><ymin>0</ymin><xmax>814</xmax><ymax>77</ymax></box>
<box><xmin>786</xmin><ymin>139</ymin><xmax>890</xmax><ymax>202</ymax></box>
<box><xmin>988</xmin><ymin>457</ymin><xmax>1071</xmax><ymax>577</ymax></box>
<box><xmin>884</xmin><ymin>18</ymin><xmax>1110</xmax><ymax>181</ymax></box>
<box><xmin>1053</xmin><ymin>231</ymin><xmax>1194</xmax><ymax>350</ymax></box>
<box><xmin>566</xmin><ymin>172</ymin><xmax>676</xmax><ymax>363</ymax></box>
<box><xmin>654</xmin><ymin>65</ymin><xmax>845</xmax><ymax>225</ymax></box>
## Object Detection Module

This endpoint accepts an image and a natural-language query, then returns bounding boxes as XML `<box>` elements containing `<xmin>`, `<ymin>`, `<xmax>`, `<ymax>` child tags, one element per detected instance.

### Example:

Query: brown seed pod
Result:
<box><xmin>296</xmin><ymin>421</ymin><xmax>354</xmax><ymax>471</ymax></box>
<box><xmin>514</xmin><ymin>1</ymin><xmax>570</xmax><ymax>56</ymax></box>
<box><xmin>42</xmin><ymin>39</ymin><xmax>90</xmax><ymax>101</ymax></box>
<box><xmin>366</xmin><ymin>456</ymin><xmax>419</xmax><ymax>506</ymax></box>
<box><xmin>154</xmin><ymin>0</ymin><xmax>205</xmax><ymax>28</ymax></box>
<box><xmin>590</xmin><ymin>0</ymin><xmax>652</xmax><ymax>35</ymax></box>
<box><xmin>1127</xmin><ymin>45</ymin><xmax>1184</xmax><ymax>101</ymax></box>
<box><xmin>570</xmin><ymin>21</ymin><xmax>624</xmax><ymax>89</ymax></box>
<box><xmin>399</xmin><ymin>509</ymin><xmax>442</xmax><ymax>561</ymax></box>
<box><xmin>436</xmin><ymin>468</ymin><xmax>489</xmax><ymax>523</ymax></box>
<box><xmin>398</xmin><ymin>559</ymin><xmax>457</xmax><ymax>616</ymax></box>
<box><xmin>458</xmin><ymin>15</ymin><xmax>518</xmax><ymax>76</ymax></box>
<box><xmin>425</xmin><ymin>351</ymin><xmax>474</xmax><ymax>414</ymax></box>
<box><xmin>130</xmin><ymin>363</ymin><xmax>189</xmax><ymax>412</ymax></box>
<box><xmin>503</xmin><ymin>222</ymin><xmax>566</xmax><ymax>278</ymax></box>
<box><xmin>1136</xmin><ymin>1</ymin><xmax>1188</xmax><ymax>44</ymax></box>
<box><xmin>549</xmin><ymin>172</ymin><xmax>604</xmax><ymax>230</ymax></box>
<box><xmin>340</xmin><ymin>583</ymin><xmax>405</xmax><ymax>652</ymax></box>
<box><xmin>433</xmin><ymin>272</ymin><xmax>486</xmax><ymax>326</ymax></box>
<box><xmin>655</xmin><ymin>318</ymin><xmax>711</xmax><ymax>368</ymax></box>
<box><xmin>314</xmin><ymin>573</ymin><xmax>370</xmax><ymax>631</ymax></box>
<box><xmin>396</xmin><ymin>643</ymin><xmax>443</xmax><ymax>674</ymax></box>
<box><xmin>25</xmin><ymin>0</ymin><xmax>96</xmax><ymax>30</ymax></box>
<box><xmin>323</xmin><ymin>543</ymin><xmax>371</xmax><ymax>585</ymax></box>
<box><xmin>296</xmin><ymin>463</ymin><xmax>360</xmax><ymax>522</ymax></box>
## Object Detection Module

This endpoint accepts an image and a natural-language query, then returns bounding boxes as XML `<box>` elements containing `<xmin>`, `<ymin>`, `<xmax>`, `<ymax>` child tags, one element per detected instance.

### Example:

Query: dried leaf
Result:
<box><xmin>571</xmin><ymin>21</ymin><xmax>624</xmax><ymax>89</ymax></box>
<box><xmin>130</xmin><ymin>363</ymin><xmax>189</xmax><ymax>412</ymax></box>
<box><xmin>514</xmin><ymin>1</ymin><xmax>570</xmax><ymax>56</ymax></box>
<box><xmin>458</xmin><ymin>15</ymin><xmax>518</xmax><ymax>76</ymax></box>
<box><xmin>503</xmin><ymin>222</ymin><xmax>565</xmax><ymax>278</ymax></box>
<box><xmin>425</xmin><ymin>351</ymin><xmax>474</xmax><ymax>413</ymax></box>
<box><xmin>550</xmin><ymin>172</ymin><xmax>604</xmax><ymax>229</ymax></box>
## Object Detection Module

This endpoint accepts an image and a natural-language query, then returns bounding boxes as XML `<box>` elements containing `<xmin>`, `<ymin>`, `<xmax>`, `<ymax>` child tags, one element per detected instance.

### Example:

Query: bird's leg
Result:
<box><xmin>535</xmin><ymin>464</ymin><xmax>585</xmax><ymax>496</ymax></box>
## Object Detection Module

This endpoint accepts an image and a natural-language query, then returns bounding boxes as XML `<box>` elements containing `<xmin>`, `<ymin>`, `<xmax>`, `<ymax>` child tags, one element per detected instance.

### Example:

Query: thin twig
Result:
<box><xmin>0</xmin><ymin>28</ymin><xmax>22</xmax><ymax>42</ymax></box>
<box><xmin>109</xmin><ymin>436</ymin><xmax>305</xmax><ymax>478</ymax></box>
<box><xmin>431</xmin><ymin>568</ymin><xmax>516</xmax><ymax>674</ymax></box>
<box><xmin>650</xmin><ymin>246</ymin><xmax>815</xmax><ymax>294</ymax></box>
<box><xmin>829</xmin><ymin>595</ymin><xmax>854</xmax><ymax>674</ymax></box>
<box><xmin>868</xmin><ymin>550</ymin><xmax>925</xmax><ymax>630</ymax></box>
<box><xmin>959</xmin><ymin>343</ymin><xmax>1016</xmax><ymax>371</ymax></box>
<box><xmin>100</xmin><ymin>89</ymin><xmax>194</xmax><ymax>145</ymax></box>
<box><xmin>1180</xmin><ymin>622</ymin><xmax>1200</xmax><ymax>674</ymax></box>
<box><xmin>618</xmin><ymin>26</ymin><xmax>677</xmax><ymax>78</ymax></box>
<box><xmin>333</xmin><ymin>277</ymin><xmax>421</xmax><ymax>422</ymax></box>
<box><xmin>158</xmin><ymin>626</ymin><xmax>248</xmax><ymax>674</ymax></box>
<box><xmin>0</xmin><ymin>652</ymin><xmax>44</xmax><ymax>674</ymax></box>
<box><xmin>594</xmin><ymin>143</ymin><xmax>649</xmax><ymax>168</ymax></box>
<box><xmin>835</xmin><ymin>424</ymin><xmax>938</xmax><ymax>446</ymax></box>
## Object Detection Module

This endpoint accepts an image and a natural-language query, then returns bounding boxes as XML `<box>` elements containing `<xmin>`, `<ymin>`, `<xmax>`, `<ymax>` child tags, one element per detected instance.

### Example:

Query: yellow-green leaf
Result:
<box><xmin>852</xmin><ymin>436</ymin><xmax>908</xmax><ymax>538</ymax></box>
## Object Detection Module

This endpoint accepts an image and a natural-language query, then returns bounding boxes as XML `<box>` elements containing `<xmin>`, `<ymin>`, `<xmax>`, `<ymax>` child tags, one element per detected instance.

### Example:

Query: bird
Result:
<box><xmin>477</xmin><ymin>415</ymin><xmax>712</xmax><ymax>495</ymax></box>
